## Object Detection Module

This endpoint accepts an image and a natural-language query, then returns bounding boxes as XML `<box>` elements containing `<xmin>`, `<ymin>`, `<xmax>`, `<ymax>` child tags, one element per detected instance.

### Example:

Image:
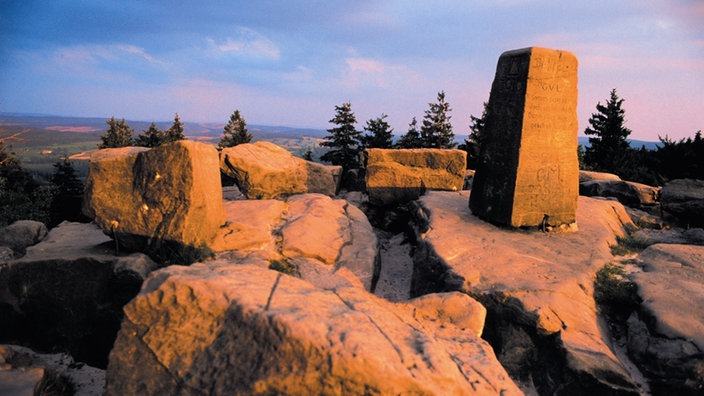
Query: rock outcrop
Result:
<box><xmin>220</xmin><ymin>141</ymin><xmax>341</xmax><ymax>199</ymax></box>
<box><xmin>579</xmin><ymin>170</ymin><xmax>621</xmax><ymax>183</ymax></box>
<box><xmin>213</xmin><ymin>194</ymin><xmax>378</xmax><ymax>291</ymax></box>
<box><xmin>106</xmin><ymin>263</ymin><xmax>520</xmax><ymax>395</ymax></box>
<box><xmin>365</xmin><ymin>148</ymin><xmax>466</xmax><ymax>206</ymax></box>
<box><xmin>580</xmin><ymin>179</ymin><xmax>660</xmax><ymax>208</ymax></box>
<box><xmin>0</xmin><ymin>220</ymin><xmax>47</xmax><ymax>258</ymax></box>
<box><xmin>0</xmin><ymin>222</ymin><xmax>157</xmax><ymax>368</ymax></box>
<box><xmin>411</xmin><ymin>191</ymin><xmax>641</xmax><ymax>394</ymax></box>
<box><xmin>0</xmin><ymin>344</ymin><xmax>105</xmax><ymax>396</ymax></box>
<box><xmin>625</xmin><ymin>244</ymin><xmax>704</xmax><ymax>394</ymax></box>
<box><xmin>82</xmin><ymin>141</ymin><xmax>225</xmax><ymax>257</ymax></box>
<box><xmin>660</xmin><ymin>178</ymin><xmax>704</xmax><ymax>227</ymax></box>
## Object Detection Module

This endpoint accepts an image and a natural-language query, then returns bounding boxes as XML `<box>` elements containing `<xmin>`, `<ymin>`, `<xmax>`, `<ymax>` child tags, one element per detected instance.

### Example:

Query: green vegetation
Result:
<box><xmin>420</xmin><ymin>91</ymin><xmax>456</xmax><ymax>149</ymax></box>
<box><xmin>361</xmin><ymin>113</ymin><xmax>394</xmax><ymax>149</ymax></box>
<box><xmin>594</xmin><ymin>262</ymin><xmax>640</xmax><ymax>318</ymax></box>
<box><xmin>610</xmin><ymin>234</ymin><xmax>652</xmax><ymax>256</ymax></box>
<box><xmin>268</xmin><ymin>258</ymin><xmax>298</xmax><ymax>275</ymax></box>
<box><xmin>99</xmin><ymin>117</ymin><xmax>135</xmax><ymax>148</ymax></box>
<box><xmin>395</xmin><ymin>117</ymin><xmax>422</xmax><ymax>149</ymax></box>
<box><xmin>458</xmin><ymin>102</ymin><xmax>487</xmax><ymax>169</ymax></box>
<box><xmin>219</xmin><ymin>110</ymin><xmax>252</xmax><ymax>148</ymax></box>
<box><xmin>584</xmin><ymin>89</ymin><xmax>632</xmax><ymax>175</ymax></box>
<box><xmin>320</xmin><ymin>102</ymin><xmax>363</xmax><ymax>172</ymax></box>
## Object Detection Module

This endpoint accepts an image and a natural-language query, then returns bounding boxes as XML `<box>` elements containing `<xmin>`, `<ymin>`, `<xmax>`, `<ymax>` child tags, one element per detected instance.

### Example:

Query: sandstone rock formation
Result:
<box><xmin>365</xmin><ymin>148</ymin><xmax>466</xmax><ymax>206</ymax></box>
<box><xmin>212</xmin><ymin>194</ymin><xmax>378</xmax><ymax>291</ymax></box>
<box><xmin>412</xmin><ymin>191</ymin><xmax>641</xmax><ymax>394</ymax></box>
<box><xmin>220</xmin><ymin>141</ymin><xmax>341</xmax><ymax>199</ymax></box>
<box><xmin>579</xmin><ymin>170</ymin><xmax>621</xmax><ymax>183</ymax></box>
<box><xmin>82</xmin><ymin>141</ymin><xmax>225</xmax><ymax>257</ymax></box>
<box><xmin>0</xmin><ymin>222</ymin><xmax>157</xmax><ymax>368</ymax></box>
<box><xmin>0</xmin><ymin>220</ymin><xmax>48</xmax><ymax>258</ymax></box>
<box><xmin>660</xmin><ymin>178</ymin><xmax>704</xmax><ymax>227</ymax></box>
<box><xmin>0</xmin><ymin>344</ymin><xmax>105</xmax><ymax>396</ymax></box>
<box><xmin>470</xmin><ymin>47</ymin><xmax>579</xmax><ymax>228</ymax></box>
<box><xmin>106</xmin><ymin>263</ymin><xmax>520</xmax><ymax>395</ymax></box>
<box><xmin>625</xmin><ymin>244</ymin><xmax>704</xmax><ymax>394</ymax></box>
<box><xmin>580</xmin><ymin>179</ymin><xmax>660</xmax><ymax>208</ymax></box>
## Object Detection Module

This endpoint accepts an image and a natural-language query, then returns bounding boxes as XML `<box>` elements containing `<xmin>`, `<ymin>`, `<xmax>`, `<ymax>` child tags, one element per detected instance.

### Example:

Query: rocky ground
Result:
<box><xmin>1</xmin><ymin>144</ymin><xmax>703</xmax><ymax>395</ymax></box>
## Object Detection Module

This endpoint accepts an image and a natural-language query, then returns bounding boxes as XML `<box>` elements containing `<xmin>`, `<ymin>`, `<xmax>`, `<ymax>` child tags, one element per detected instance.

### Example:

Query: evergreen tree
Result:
<box><xmin>395</xmin><ymin>117</ymin><xmax>423</xmax><ymax>149</ymax></box>
<box><xmin>164</xmin><ymin>113</ymin><xmax>186</xmax><ymax>143</ymax></box>
<box><xmin>49</xmin><ymin>159</ymin><xmax>84</xmax><ymax>227</ymax></box>
<box><xmin>219</xmin><ymin>110</ymin><xmax>252</xmax><ymax>148</ymax></box>
<box><xmin>302</xmin><ymin>147</ymin><xmax>314</xmax><ymax>161</ymax></box>
<box><xmin>99</xmin><ymin>117</ymin><xmax>134</xmax><ymax>149</ymax></box>
<box><xmin>320</xmin><ymin>102</ymin><xmax>362</xmax><ymax>171</ymax></box>
<box><xmin>135</xmin><ymin>122</ymin><xmax>165</xmax><ymax>148</ymax></box>
<box><xmin>361</xmin><ymin>114</ymin><xmax>394</xmax><ymax>149</ymax></box>
<box><xmin>420</xmin><ymin>91</ymin><xmax>456</xmax><ymax>148</ymax></box>
<box><xmin>584</xmin><ymin>89</ymin><xmax>632</xmax><ymax>174</ymax></box>
<box><xmin>458</xmin><ymin>102</ymin><xmax>487</xmax><ymax>169</ymax></box>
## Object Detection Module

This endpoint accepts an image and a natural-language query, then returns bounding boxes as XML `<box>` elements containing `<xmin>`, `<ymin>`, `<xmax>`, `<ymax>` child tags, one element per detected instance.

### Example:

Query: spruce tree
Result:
<box><xmin>99</xmin><ymin>117</ymin><xmax>134</xmax><ymax>149</ymax></box>
<box><xmin>219</xmin><ymin>110</ymin><xmax>252</xmax><ymax>149</ymax></box>
<box><xmin>584</xmin><ymin>89</ymin><xmax>632</xmax><ymax>174</ymax></box>
<box><xmin>395</xmin><ymin>117</ymin><xmax>423</xmax><ymax>148</ymax></box>
<box><xmin>420</xmin><ymin>91</ymin><xmax>456</xmax><ymax>148</ymax></box>
<box><xmin>320</xmin><ymin>102</ymin><xmax>362</xmax><ymax>171</ymax></box>
<box><xmin>164</xmin><ymin>113</ymin><xmax>186</xmax><ymax>143</ymax></box>
<box><xmin>458</xmin><ymin>102</ymin><xmax>487</xmax><ymax>169</ymax></box>
<box><xmin>135</xmin><ymin>122</ymin><xmax>165</xmax><ymax>148</ymax></box>
<box><xmin>361</xmin><ymin>114</ymin><xmax>394</xmax><ymax>149</ymax></box>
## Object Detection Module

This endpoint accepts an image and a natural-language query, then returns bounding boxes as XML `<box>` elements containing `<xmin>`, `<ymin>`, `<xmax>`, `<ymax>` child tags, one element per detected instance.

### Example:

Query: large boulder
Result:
<box><xmin>220</xmin><ymin>141</ymin><xmax>341</xmax><ymax>199</ymax></box>
<box><xmin>625</xmin><ymin>244</ymin><xmax>704</xmax><ymax>394</ymax></box>
<box><xmin>660</xmin><ymin>178</ymin><xmax>704</xmax><ymax>227</ymax></box>
<box><xmin>0</xmin><ymin>220</ymin><xmax>48</xmax><ymax>257</ymax></box>
<box><xmin>106</xmin><ymin>262</ymin><xmax>520</xmax><ymax>395</ymax></box>
<box><xmin>411</xmin><ymin>191</ymin><xmax>642</xmax><ymax>394</ymax></box>
<box><xmin>82</xmin><ymin>141</ymin><xmax>225</xmax><ymax>257</ymax></box>
<box><xmin>365</xmin><ymin>148</ymin><xmax>466</xmax><ymax>206</ymax></box>
<box><xmin>0</xmin><ymin>222</ymin><xmax>157</xmax><ymax>368</ymax></box>
<box><xmin>579</xmin><ymin>179</ymin><xmax>660</xmax><ymax>208</ymax></box>
<box><xmin>212</xmin><ymin>194</ymin><xmax>378</xmax><ymax>291</ymax></box>
<box><xmin>579</xmin><ymin>170</ymin><xmax>621</xmax><ymax>183</ymax></box>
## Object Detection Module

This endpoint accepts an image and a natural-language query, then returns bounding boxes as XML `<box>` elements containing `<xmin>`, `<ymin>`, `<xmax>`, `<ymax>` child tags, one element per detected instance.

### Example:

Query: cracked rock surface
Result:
<box><xmin>105</xmin><ymin>262</ymin><xmax>520</xmax><ymax>395</ymax></box>
<box><xmin>412</xmin><ymin>191</ymin><xmax>642</xmax><ymax>394</ymax></box>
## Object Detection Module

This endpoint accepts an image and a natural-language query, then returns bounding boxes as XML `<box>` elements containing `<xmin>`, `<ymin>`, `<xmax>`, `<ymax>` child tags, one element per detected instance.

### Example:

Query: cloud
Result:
<box><xmin>207</xmin><ymin>27</ymin><xmax>280</xmax><ymax>61</ymax></box>
<box><xmin>340</xmin><ymin>56</ymin><xmax>420</xmax><ymax>90</ymax></box>
<box><xmin>49</xmin><ymin>44</ymin><xmax>164</xmax><ymax>68</ymax></box>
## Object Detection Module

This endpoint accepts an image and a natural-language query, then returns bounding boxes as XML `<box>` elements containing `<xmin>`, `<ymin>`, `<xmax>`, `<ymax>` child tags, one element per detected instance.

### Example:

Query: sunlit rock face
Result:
<box><xmin>365</xmin><ymin>148</ymin><xmax>466</xmax><ymax>206</ymax></box>
<box><xmin>413</xmin><ymin>191</ymin><xmax>641</xmax><ymax>394</ymax></box>
<box><xmin>220</xmin><ymin>141</ymin><xmax>341</xmax><ymax>199</ymax></box>
<box><xmin>579</xmin><ymin>179</ymin><xmax>660</xmax><ymax>208</ymax></box>
<box><xmin>105</xmin><ymin>263</ymin><xmax>521</xmax><ymax>395</ymax></box>
<box><xmin>82</xmin><ymin>141</ymin><xmax>225</xmax><ymax>254</ymax></box>
<box><xmin>470</xmin><ymin>47</ymin><xmax>579</xmax><ymax>227</ymax></box>
<box><xmin>212</xmin><ymin>194</ymin><xmax>378</xmax><ymax>292</ymax></box>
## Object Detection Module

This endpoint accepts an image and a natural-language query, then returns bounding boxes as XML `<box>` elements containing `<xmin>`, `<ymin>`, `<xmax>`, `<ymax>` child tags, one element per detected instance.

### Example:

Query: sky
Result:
<box><xmin>1</xmin><ymin>1</ymin><xmax>703</xmax><ymax>141</ymax></box>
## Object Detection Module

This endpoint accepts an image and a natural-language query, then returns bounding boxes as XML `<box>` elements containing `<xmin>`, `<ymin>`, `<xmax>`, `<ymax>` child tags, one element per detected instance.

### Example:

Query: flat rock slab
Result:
<box><xmin>415</xmin><ymin>191</ymin><xmax>639</xmax><ymax>392</ymax></box>
<box><xmin>631</xmin><ymin>244</ymin><xmax>704</xmax><ymax>350</ymax></box>
<box><xmin>106</xmin><ymin>263</ymin><xmax>520</xmax><ymax>395</ymax></box>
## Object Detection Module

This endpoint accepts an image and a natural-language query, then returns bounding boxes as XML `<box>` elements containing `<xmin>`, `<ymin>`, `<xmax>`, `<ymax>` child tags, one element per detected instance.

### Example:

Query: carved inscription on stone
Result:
<box><xmin>469</xmin><ymin>47</ymin><xmax>579</xmax><ymax>228</ymax></box>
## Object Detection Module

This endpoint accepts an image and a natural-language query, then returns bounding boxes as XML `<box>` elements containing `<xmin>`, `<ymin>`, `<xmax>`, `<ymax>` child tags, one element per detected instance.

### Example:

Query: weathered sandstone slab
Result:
<box><xmin>0</xmin><ymin>222</ymin><xmax>157</xmax><ymax>368</ymax></box>
<box><xmin>365</xmin><ymin>148</ymin><xmax>466</xmax><ymax>206</ymax></box>
<box><xmin>82</xmin><ymin>141</ymin><xmax>225</xmax><ymax>255</ymax></box>
<box><xmin>413</xmin><ymin>191</ymin><xmax>640</xmax><ymax>394</ymax></box>
<box><xmin>660</xmin><ymin>178</ymin><xmax>704</xmax><ymax>227</ymax></box>
<box><xmin>213</xmin><ymin>194</ymin><xmax>378</xmax><ymax>291</ymax></box>
<box><xmin>106</xmin><ymin>263</ymin><xmax>520</xmax><ymax>395</ymax></box>
<box><xmin>624</xmin><ymin>244</ymin><xmax>704</xmax><ymax>394</ymax></box>
<box><xmin>579</xmin><ymin>170</ymin><xmax>621</xmax><ymax>183</ymax></box>
<box><xmin>220</xmin><ymin>141</ymin><xmax>341</xmax><ymax>199</ymax></box>
<box><xmin>0</xmin><ymin>220</ymin><xmax>47</xmax><ymax>257</ymax></box>
<box><xmin>580</xmin><ymin>179</ymin><xmax>660</xmax><ymax>208</ymax></box>
<box><xmin>470</xmin><ymin>47</ymin><xmax>579</xmax><ymax>227</ymax></box>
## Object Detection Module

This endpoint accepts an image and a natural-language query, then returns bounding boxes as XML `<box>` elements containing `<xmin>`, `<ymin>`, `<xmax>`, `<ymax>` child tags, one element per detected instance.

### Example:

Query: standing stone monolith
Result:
<box><xmin>469</xmin><ymin>47</ymin><xmax>579</xmax><ymax>228</ymax></box>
